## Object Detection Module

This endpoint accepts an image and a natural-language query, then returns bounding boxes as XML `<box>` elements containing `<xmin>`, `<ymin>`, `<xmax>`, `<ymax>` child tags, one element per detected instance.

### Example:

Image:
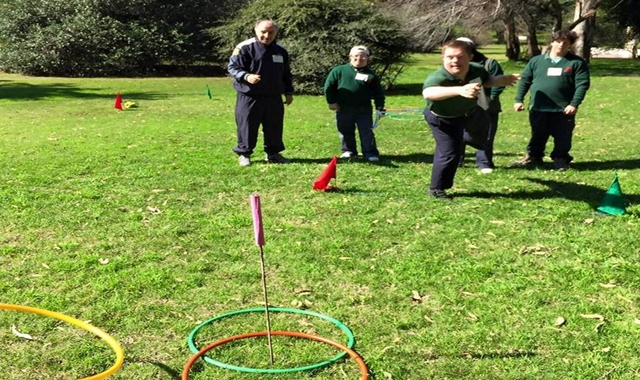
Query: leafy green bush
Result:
<box><xmin>214</xmin><ymin>0</ymin><xmax>410</xmax><ymax>94</ymax></box>
<box><xmin>0</xmin><ymin>0</ymin><xmax>242</xmax><ymax>76</ymax></box>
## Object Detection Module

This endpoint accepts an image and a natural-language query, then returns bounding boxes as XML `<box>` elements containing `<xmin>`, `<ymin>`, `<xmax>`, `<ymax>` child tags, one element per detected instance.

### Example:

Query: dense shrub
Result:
<box><xmin>0</xmin><ymin>0</ymin><xmax>242</xmax><ymax>76</ymax></box>
<box><xmin>214</xmin><ymin>0</ymin><xmax>410</xmax><ymax>94</ymax></box>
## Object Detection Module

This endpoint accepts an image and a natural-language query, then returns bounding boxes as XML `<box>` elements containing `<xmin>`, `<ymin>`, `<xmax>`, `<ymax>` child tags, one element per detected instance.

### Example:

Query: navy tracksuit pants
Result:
<box><xmin>233</xmin><ymin>92</ymin><xmax>285</xmax><ymax>157</ymax></box>
<box><xmin>527</xmin><ymin>110</ymin><xmax>575</xmax><ymax>162</ymax></box>
<box><xmin>424</xmin><ymin>110</ymin><xmax>468</xmax><ymax>191</ymax></box>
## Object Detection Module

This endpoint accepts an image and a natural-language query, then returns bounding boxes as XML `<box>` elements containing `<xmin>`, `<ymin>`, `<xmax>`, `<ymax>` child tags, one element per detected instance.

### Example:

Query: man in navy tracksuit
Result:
<box><xmin>228</xmin><ymin>20</ymin><xmax>294</xmax><ymax>166</ymax></box>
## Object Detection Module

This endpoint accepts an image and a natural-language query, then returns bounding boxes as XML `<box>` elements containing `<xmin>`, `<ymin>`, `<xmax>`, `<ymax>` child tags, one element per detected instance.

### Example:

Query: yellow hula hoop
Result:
<box><xmin>0</xmin><ymin>303</ymin><xmax>124</xmax><ymax>380</ymax></box>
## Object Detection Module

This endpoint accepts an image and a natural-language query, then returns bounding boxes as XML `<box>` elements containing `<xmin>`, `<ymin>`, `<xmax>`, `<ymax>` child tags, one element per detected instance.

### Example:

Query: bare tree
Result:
<box><xmin>503</xmin><ymin>15</ymin><xmax>521</xmax><ymax>60</ymax></box>
<box><xmin>571</xmin><ymin>0</ymin><xmax>602</xmax><ymax>61</ymax></box>
<box><xmin>379</xmin><ymin>0</ymin><xmax>602</xmax><ymax>62</ymax></box>
<box><xmin>380</xmin><ymin>0</ymin><xmax>499</xmax><ymax>51</ymax></box>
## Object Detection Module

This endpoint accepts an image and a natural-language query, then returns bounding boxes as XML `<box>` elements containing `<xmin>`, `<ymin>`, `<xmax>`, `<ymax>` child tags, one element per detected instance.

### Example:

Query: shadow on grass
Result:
<box><xmin>291</xmin><ymin>153</ymin><xmax>432</xmax><ymax>167</ymax></box>
<box><xmin>589</xmin><ymin>58</ymin><xmax>640</xmax><ymax>77</ymax></box>
<box><xmin>383</xmin><ymin>152</ymin><xmax>433</xmax><ymax>164</ymax></box>
<box><xmin>501</xmin><ymin>158</ymin><xmax>640</xmax><ymax>172</ymax></box>
<box><xmin>386</xmin><ymin>83</ymin><xmax>424</xmax><ymax>96</ymax></box>
<box><xmin>570</xmin><ymin>159</ymin><xmax>640</xmax><ymax>171</ymax></box>
<box><xmin>331</xmin><ymin>187</ymin><xmax>419</xmax><ymax>201</ymax></box>
<box><xmin>458</xmin><ymin>177</ymin><xmax>638</xmax><ymax>211</ymax></box>
<box><xmin>132</xmin><ymin>359</ymin><xmax>181</xmax><ymax>379</ymax></box>
<box><xmin>289</xmin><ymin>157</ymin><xmax>343</xmax><ymax>165</ymax></box>
<box><xmin>421</xmin><ymin>350</ymin><xmax>537</xmax><ymax>362</ymax></box>
<box><xmin>0</xmin><ymin>81</ymin><xmax>171</xmax><ymax>101</ymax></box>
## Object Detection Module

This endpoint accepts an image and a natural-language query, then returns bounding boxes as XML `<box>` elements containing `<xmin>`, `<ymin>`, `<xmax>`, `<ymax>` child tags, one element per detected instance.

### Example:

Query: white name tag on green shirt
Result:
<box><xmin>272</xmin><ymin>55</ymin><xmax>284</xmax><ymax>63</ymax></box>
<box><xmin>355</xmin><ymin>73</ymin><xmax>369</xmax><ymax>81</ymax></box>
<box><xmin>547</xmin><ymin>67</ymin><xmax>562</xmax><ymax>76</ymax></box>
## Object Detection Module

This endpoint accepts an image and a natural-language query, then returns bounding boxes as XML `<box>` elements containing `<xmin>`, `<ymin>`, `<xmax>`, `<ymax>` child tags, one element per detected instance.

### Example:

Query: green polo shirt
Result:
<box><xmin>422</xmin><ymin>62</ymin><xmax>490</xmax><ymax>118</ymax></box>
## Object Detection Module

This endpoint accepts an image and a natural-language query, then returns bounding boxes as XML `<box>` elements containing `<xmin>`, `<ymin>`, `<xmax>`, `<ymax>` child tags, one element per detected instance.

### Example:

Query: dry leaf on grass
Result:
<box><xmin>599</xmin><ymin>281</ymin><xmax>616</xmax><ymax>288</ymax></box>
<box><xmin>289</xmin><ymin>299</ymin><xmax>313</xmax><ymax>309</ymax></box>
<box><xmin>583</xmin><ymin>218</ymin><xmax>595</xmax><ymax>224</ymax></box>
<box><xmin>634</xmin><ymin>318</ymin><xmax>640</xmax><ymax>325</ymax></box>
<box><xmin>467</xmin><ymin>312</ymin><xmax>479</xmax><ymax>321</ymax></box>
<box><xmin>146</xmin><ymin>206</ymin><xmax>162</xmax><ymax>214</ymax></box>
<box><xmin>518</xmin><ymin>243</ymin><xmax>550</xmax><ymax>255</ymax></box>
<box><xmin>594</xmin><ymin>322</ymin><xmax>606</xmax><ymax>333</ymax></box>
<box><xmin>554</xmin><ymin>316</ymin><xmax>566</xmax><ymax>326</ymax></box>
<box><xmin>411</xmin><ymin>290</ymin><xmax>425</xmax><ymax>303</ymax></box>
<box><xmin>11</xmin><ymin>325</ymin><xmax>33</xmax><ymax>340</ymax></box>
<box><xmin>98</xmin><ymin>258</ymin><xmax>109</xmax><ymax>265</ymax></box>
<box><xmin>580</xmin><ymin>314</ymin><xmax>605</xmax><ymax>321</ymax></box>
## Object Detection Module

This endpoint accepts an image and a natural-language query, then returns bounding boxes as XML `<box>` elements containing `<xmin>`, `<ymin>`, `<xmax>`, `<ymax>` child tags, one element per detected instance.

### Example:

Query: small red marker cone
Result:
<box><xmin>114</xmin><ymin>93</ymin><xmax>123</xmax><ymax>110</ymax></box>
<box><xmin>313</xmin><ymin>156</ymin><xmax>338</xmax><ymax>191</ymax></box>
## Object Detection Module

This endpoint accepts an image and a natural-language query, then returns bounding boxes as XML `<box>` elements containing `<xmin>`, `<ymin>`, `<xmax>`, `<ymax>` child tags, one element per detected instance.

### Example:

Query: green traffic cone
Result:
<box><xmin>597</xmin><ymin>173</ymin><xmax>626</xmax><ymax>216</ymax></box>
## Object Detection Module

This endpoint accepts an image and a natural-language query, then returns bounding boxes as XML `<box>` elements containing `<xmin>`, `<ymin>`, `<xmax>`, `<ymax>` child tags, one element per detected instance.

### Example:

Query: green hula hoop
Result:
<box><xmin>187</xmin><ymin>307</ymin><xmax>355</xmax><ymax>374</ymax></box>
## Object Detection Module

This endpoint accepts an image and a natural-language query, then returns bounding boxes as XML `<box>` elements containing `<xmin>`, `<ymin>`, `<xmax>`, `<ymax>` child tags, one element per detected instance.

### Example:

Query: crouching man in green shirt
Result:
<box><xmin>512</xmin><ymin>30</ymin><xmax>590</xmax><ymax>171</ymax></box>
<box><xmin>422</xmin><ymin>40</ymin><xmax>519</xmax><ymax>200</ymax></box>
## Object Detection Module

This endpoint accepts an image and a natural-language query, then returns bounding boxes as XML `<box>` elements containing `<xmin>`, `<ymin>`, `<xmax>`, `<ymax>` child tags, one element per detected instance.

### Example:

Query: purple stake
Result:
<box><xmin>249</xmin><ymin>193</ymin><xmax>274</xmax><ymax>364</ymax></box>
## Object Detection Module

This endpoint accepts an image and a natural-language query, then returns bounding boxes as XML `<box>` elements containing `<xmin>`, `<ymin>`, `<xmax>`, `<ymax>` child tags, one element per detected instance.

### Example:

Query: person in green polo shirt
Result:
<box><xmin>324</xmin><ymin>45</ymin><xmax>385</xmax><ymax>162</ymax></box>
<box><xmin>422</xmin><ymin>40</ymin><xmax>519</xmax><ymax>200</ymax></box>
<box><xmin>512</xmin><ymin>29</ymin><xmax>590</xmax><ymax>171</ymax></box>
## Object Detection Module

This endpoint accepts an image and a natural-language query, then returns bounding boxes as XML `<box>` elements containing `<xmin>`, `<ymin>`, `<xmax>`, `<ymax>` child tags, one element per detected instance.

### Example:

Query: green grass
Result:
<box><xmin>1</xmin><ymin>54</ymin><xmax>640</xmax><ymax>380</ymax></box>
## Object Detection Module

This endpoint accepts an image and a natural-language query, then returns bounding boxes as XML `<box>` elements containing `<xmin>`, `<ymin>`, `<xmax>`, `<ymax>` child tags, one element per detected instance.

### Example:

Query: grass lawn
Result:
<box><xmin>1</xmin><ymin>52</ymin><xmax>640</xmax><ymax>380</ymax></box>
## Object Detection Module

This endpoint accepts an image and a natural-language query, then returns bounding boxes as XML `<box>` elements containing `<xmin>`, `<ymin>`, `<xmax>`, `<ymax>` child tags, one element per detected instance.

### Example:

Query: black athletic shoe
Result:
<box><xmin>553</xmin><ymin>158</ymin><xmax>570</xmax><ymax>171</ymax></box>
<box><xmin>428</xmin><ymin>189</ymin><xmax>453</xmax><ymax>200</ymax></box>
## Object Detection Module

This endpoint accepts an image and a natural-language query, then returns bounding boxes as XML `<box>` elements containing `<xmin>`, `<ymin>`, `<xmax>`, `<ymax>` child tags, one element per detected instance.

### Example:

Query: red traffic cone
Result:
<box><xmin>313</xmin><ymin>156</ymin><xmax>338</xmax><ymax>191</ymax></box>
<box><xmin>114</xmin><ymin>92</ymin><xmax>123</xmax><ymax>110</ymax></box>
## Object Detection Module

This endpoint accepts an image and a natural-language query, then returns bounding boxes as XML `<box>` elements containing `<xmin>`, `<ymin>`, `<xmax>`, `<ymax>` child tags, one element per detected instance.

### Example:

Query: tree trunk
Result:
<box><xmin>526</xmin><ymin>21</ymin><xmax>541</xmax><ymax>58</ymax></box>
<box><xmin>503</xmin><ymin>18</ymin><xmax>520</xmax><ymax>60</ymax></box>
<box><xmin>572</xmin><ymin>0</ymin><xmax>602</xmax><ymax>62</ymax></box>
<box><xmin>550</xmin><ymin>0</ymin><xmax>563</xmax><ymax>32</ymax></box>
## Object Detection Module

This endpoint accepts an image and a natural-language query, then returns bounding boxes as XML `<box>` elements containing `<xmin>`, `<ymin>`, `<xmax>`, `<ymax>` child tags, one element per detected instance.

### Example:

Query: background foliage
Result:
<box><xmin>213</xmin><ymin>0</ymin><xmax>410</xmax><ymax>94</ymax></box>
<box><xmin>0</xmin><ymin>0</ymin><xmax>244</xmax><ymax>76</ymax></box>
<box><xmin>0</xmin><ymin>0</ymin><xmax>637</xmax><ymax>77</ymax></box>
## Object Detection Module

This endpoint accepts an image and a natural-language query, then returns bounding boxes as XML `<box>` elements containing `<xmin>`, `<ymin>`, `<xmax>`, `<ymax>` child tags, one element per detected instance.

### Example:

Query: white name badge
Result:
<box><xmin>272</xmin><ymin>55</ymin><xmax>284</xmax><ymax>63</ymax></box>
<box><xmin>355</xmin><ymin>73</ymin><xmax>369</xmax><ymax>81</ymax></box>
<box><xmin>547</xmin><ymin>67</ymin><xmax>562</xmax><ymax>76</ymax></box>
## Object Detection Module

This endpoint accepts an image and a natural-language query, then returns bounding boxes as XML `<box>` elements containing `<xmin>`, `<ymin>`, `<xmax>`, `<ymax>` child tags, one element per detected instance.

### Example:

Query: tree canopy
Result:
<box><xmin>214</xmin><ymin>0</ymin><xmax>410</xmax><ymax>94</ymax></box>
<box><xmin>0</xmin><ymin>0</ymin><xmax>243</xmax><ymax>76</ymax></box>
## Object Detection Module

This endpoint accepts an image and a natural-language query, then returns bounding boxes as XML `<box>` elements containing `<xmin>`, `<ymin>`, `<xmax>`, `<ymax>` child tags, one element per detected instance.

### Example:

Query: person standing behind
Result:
<box><xmin>422</xmin><ymin>40</ymin><xmax>519</xmax><ymax>200</ymax></box>
<box><xmin>512</xmin><ymin>29</ymin><xmax>590</xmax><ymax>171</ymax></box>
<box><xmin>456</xmin><ymin>37</ymin><xmax>505</xmax><ymax>174</ymax></box>
<box><xmin>324</xmin><ymin>46</ymin><xmax>385</xmax><ymax>162</ymax></box>
<box><xmin>228</xmin><ymin>20</ymin><xmax>294</xmax><ymax>166</ymax></box>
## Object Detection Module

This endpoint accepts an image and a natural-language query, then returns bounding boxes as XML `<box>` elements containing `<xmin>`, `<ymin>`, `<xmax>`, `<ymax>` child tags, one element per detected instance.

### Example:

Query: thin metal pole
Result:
<box><xmin>259</xmin><ymin>245</ymin><xmax>274</xmax><ymax>364</ymax></box>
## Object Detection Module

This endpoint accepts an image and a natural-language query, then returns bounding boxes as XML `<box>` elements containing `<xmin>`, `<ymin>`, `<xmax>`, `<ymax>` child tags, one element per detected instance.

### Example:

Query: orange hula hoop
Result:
<box><xmin>0</xmin><ymin>303</ymin><xmax>124</xmax><ymax>380</ymax></box>
<box><xmin>182</xmin><ymin>330</ymin><xmax>369</xmax><ymax>380</ymax></box>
